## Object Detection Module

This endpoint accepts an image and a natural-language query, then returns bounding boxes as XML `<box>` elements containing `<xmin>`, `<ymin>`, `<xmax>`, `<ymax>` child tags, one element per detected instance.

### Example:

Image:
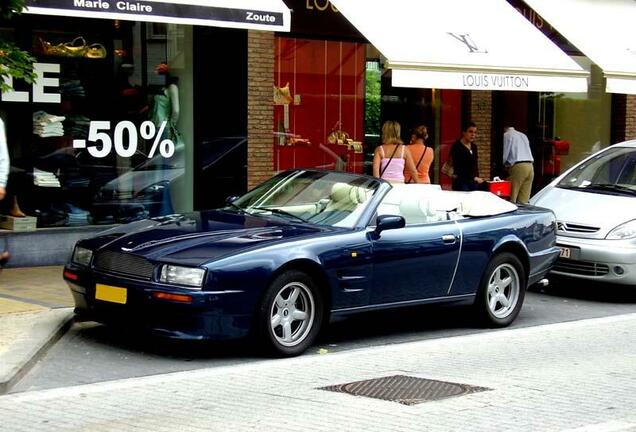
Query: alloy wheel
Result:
<box><xmin>269</xmin><ymin>281</ymin><xmax>316</xmax><ymax>347</ymax></box>
<box><xmin>486</xmin><ymin>263</ymin><xmax>520</xmax><ymax>319</ymax></box>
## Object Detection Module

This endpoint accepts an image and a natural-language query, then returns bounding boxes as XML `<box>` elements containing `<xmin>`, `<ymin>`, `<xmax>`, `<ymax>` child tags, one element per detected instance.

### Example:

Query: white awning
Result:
<box><xmin>330</xmin><ymin>0</ymin><xmax>587</xmax><ymax>92</ymax></box>
<box><xmin>523</xmin><ymin>0</ymin><xmax>636</xmax><ymax>94</ymax></box>
<box><xmin>24</xmin><ymin>0</ymin><xmax>291</xmax><ymax>32</ymax></box>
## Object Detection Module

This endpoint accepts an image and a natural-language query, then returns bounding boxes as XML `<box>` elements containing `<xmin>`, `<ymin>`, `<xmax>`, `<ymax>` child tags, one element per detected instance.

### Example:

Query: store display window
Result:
<box><xmin>273</xmin><ymin>37</ymin><xmax>366</xmax><ymax>174</ymax></box>
<box><xmin>0</xmin><ymin>16</ymin><xmax>193</xmax><ymax>228</ymax></box>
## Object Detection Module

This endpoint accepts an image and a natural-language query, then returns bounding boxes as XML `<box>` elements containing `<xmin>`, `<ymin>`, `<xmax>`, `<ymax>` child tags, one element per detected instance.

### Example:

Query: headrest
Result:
<box><xmin>330</xmin><ymin>183</ymin><xmax>367</xmax><ymax>204</ymax></box>
<box><xmin>399</xmin><ymin>198</ymin><xmax>434</xmax><ymax>218</ymax></box>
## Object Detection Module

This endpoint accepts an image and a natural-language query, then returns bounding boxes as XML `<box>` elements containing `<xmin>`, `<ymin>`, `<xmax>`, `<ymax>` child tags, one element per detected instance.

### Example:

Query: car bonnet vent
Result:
<box><xmin>556</xmin><ymin>221</ymin><xmax>599</xmax><ymax>233</ymax></box>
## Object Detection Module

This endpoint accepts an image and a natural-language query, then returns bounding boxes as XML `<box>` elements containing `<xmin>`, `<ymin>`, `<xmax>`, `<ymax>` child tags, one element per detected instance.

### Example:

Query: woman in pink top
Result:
<box><xmin>405</xmin><ymin>125</ymin><xmax>434</xmax><ymax>184</ymax></box>
<box><xmin>373</xmin><ymin>121</ymin><xmax>420</xmax><ymax>184</ymax></box>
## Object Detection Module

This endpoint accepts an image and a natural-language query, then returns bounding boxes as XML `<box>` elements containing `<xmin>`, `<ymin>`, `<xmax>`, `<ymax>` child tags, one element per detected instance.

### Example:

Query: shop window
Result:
<box><xmin>273</xmin><ymin>37</ymin><xmax>366</xmax><ymax>174</ymax></box>
<box><xmin>0</xmin><ymin>16</ymin><xmax>193</xmax><ymax>229</ymax></box>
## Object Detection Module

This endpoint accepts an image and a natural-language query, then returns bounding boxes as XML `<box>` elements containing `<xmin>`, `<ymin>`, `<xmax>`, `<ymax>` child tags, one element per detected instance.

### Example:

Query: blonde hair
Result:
<box><xmin>381</xmin><ymin>121</ymin><xmax>403</xmax><ymax>146</ymax></box>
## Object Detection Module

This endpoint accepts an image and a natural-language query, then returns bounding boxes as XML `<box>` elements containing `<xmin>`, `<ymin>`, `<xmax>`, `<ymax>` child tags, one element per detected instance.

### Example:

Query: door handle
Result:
<box><xmin>441</xmin><ymin>234</ymin><xmax>457</xmax><ymax>244</ymax></box>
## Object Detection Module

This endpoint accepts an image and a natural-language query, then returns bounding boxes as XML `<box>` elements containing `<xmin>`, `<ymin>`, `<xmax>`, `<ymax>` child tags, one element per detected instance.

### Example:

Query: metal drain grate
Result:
<box><xmin>320</xmin><ymin>375</ymin><xmax>490</xmax><ymax>405</ymax></box>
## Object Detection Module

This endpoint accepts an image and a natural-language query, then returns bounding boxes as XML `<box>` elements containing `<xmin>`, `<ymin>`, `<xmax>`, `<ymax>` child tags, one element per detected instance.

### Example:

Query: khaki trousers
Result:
<box><xmin>509</xmin><ymin>162</ymin><xmax>534</xmax><ymax>204</ymax></box>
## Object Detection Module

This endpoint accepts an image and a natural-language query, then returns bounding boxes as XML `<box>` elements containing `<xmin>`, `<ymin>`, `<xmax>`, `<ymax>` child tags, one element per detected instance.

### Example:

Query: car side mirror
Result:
<box><xmin>225</xmin><ymin>195</ymin><xmax>239</xmax><ymax>205</ymax></box>
<box><xmin>375</xmin><ymin>214</ymin><xmax>405</xmax><ymax>235</ymax></box>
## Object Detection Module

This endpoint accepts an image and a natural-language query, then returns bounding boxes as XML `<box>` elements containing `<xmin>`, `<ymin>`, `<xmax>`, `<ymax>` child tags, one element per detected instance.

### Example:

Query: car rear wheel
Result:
<box><xmin>475</xmin><ymin>252</ymin><xmax>526</xmax><ymax>327</ymax></box>
<box><xmin>257</xmin><ymin>270</ymin><xmax>323</xmax><ymax>357</ymax></box>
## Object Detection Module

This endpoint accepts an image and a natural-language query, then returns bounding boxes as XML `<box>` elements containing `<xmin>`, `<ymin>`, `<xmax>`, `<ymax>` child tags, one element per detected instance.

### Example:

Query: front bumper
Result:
<box><xmin>64</xmin><ymin>265</ymin><xmax>253</xmax><ymax>340</ymax></box>
<box><xmin>551</xmin><ymin>236</ymin><xmax>636</xmax><ymax>285</ymax></box>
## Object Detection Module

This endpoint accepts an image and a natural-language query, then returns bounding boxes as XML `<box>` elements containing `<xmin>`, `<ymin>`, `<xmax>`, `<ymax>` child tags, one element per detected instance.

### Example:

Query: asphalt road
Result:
<box><xmin>12</xmin><ymin>278</ymin><xmax>636</xmax><ymax>394</ymax></box>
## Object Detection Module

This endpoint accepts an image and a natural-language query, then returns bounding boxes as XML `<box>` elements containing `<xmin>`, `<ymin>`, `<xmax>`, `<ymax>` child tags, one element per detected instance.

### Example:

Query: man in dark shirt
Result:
<box><xmin>450</xmin><ymin>121</ymin><xmax>485</xmax><ymax>191</ymax></box>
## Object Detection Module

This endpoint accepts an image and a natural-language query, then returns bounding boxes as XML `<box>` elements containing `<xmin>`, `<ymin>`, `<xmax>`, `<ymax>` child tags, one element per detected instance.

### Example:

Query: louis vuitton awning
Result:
<box><xmin>24</xmin><ymin>0</ymin><xmax>291</xmax><ymax>32</ymax></box>
<box><xmin>523</xmin><ymin>0</ymin><xmax>636</xmax><ymax>95</ymax></box>
<box><xmin>330</xmin><ymin>0</ymin><xmax>587</xmax><ymax>92</ymax></box>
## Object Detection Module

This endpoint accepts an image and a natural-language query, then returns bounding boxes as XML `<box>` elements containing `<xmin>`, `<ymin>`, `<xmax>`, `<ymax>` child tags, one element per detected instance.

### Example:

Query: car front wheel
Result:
<box><xmin>257</xmin><ymin>270</ymin><xmax>323</xmax><ymax>357</ymax></box>
<box><xmin>475</xmin><ymin>252</ymin><xmax>526</xmax><ymax>327</ymax></box>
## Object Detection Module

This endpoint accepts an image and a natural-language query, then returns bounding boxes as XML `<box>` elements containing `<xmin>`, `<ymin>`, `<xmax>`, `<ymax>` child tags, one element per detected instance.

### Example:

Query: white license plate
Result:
<box><xmin>559</xmin><ymin>247</ymin><xmax>571</xmax><ymax>259</ymax></box>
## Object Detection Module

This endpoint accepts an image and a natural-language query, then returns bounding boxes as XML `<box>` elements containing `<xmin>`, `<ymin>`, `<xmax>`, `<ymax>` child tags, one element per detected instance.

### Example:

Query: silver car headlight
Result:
<box><xmin>160</xmin><ymin>265</ymin><xmax>205</xmax><ymax>289</ymax></box>
<box><xmin>606</xmin><ymin>219</ymin><xmax>636</xmax><ymax>240</ymax></box>
<box><xmin>72</xmin><ymin>246</ymin><xmax>93</xmax><ymax>266</ymax></box>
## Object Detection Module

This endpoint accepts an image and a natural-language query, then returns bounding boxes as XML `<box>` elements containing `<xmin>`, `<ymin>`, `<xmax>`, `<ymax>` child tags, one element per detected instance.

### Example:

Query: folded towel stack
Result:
<box><xmin>33</xmin><ymin>111</ymin><xmax>66</xmax><ymax>138</ymax></box>
<box><xmin>33</xmin><ymin>168</ymin><xmax>61</xmax><ymax>187</ymax></box>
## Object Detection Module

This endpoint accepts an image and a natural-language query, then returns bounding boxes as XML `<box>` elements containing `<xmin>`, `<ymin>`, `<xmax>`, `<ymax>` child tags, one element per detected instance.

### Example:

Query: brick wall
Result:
<box><xmin>247</xmin><ymin>31</ymin><xmax>275</xmax><ymax>189</ymax></box>
<box><xmin>611</xmin><ymin>94</ymin><xmax>636</xmax><ymax>143</ymax></box>
<box><xmin>627</xmin><ymin>95</ymin><xmax>636</xmax><ymax>141</ymax></box>
<box><xmin>464</xmin><ymin>91</ymin><xmax>493</xmax><ymax>179</ymax></box>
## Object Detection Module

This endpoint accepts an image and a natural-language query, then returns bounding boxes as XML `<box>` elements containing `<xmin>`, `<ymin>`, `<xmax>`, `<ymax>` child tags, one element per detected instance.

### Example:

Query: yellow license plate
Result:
<box><xmin>95</xmin><ymin>284</ymin><xmax>127</xmax><ymax>304</ymax></box>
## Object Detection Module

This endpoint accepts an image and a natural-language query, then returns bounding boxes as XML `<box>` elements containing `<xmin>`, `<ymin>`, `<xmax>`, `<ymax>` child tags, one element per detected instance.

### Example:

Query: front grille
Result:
<box><xmin>556</xmin><ymin>221</ymin><xmax>599</xmax><ymax>233</ymax></box>
<box><xmin>553</xmin><ymin>258</ymin><xmax>609</xmax><ymax>276</ymax></box>
<box><xmin>93</xmin><ymin>250</ymin><xmax>155</xmax><ymax>280</ymax></box>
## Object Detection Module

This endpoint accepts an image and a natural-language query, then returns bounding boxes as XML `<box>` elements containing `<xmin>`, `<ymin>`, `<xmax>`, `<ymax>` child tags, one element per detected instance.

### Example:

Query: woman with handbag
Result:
<box><xmin>449</xmin><ymin>121</ymin><xmax>486</xmax><ymax>191</ymax></box>
<box><xmin>373</xmin><ymin>121</ymin><xmax>420</xmax><ymax>184</ymax></box>
<box><xmin>405</xmin><ymin>125</ymin><xmax>434</xmax><ymax>184</ymax></box>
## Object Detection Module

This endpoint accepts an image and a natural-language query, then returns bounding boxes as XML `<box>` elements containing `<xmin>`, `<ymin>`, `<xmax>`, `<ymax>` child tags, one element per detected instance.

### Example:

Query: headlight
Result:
<box><xmin>160</xmin><ymin>265</ymin><xmax>205</xmax><ymax>288</ymax></box>
<box><xmin>72</xmin><ymin>246</ymin><xmax>93</xmax><ymax>266</ymax></box>
<box><xmin>606</xmin><ymin>220</ymin><xmax>636</xmax><ymax>240</ymax></box>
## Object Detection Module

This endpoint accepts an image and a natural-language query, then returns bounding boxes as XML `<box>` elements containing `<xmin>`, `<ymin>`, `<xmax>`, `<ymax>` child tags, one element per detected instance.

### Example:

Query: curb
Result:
<box><xmin>0</xmin><ymin>309</ymin><xmax>74</xmax><ymax>395</ymax></box>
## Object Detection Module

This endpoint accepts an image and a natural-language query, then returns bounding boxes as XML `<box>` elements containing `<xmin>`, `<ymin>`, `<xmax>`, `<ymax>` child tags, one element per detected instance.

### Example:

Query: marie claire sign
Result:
<box><xmin>24</xmin><ymin>0</ymin><xmax>288</xmax><ymax>30</ymax></box>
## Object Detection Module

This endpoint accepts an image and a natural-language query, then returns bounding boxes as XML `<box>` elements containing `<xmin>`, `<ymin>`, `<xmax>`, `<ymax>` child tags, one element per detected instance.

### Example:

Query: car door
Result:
<box><xmin>370</xmin><ymin>219</ymin><xmax>461</xmax><ymax>305</ymax></box>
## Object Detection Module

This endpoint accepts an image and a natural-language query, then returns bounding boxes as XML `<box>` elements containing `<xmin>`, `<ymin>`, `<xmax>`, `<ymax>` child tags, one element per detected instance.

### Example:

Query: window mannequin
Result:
<box><xmin>151</xmin><ymin>63</ymin><xmax>180</xmax><ymax>142</ymax></box>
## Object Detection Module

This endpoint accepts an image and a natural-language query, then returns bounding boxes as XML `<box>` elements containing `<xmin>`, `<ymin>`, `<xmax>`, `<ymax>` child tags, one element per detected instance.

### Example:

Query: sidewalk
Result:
<box><xmin>1</xmin><ymin>313</ymin><xmax>636</xmax><ymax>431</ymax></box>
<box><xmin>0</xmin><ymin>266</ymin><xmax>74</xmax><ymax>394</ymax></box>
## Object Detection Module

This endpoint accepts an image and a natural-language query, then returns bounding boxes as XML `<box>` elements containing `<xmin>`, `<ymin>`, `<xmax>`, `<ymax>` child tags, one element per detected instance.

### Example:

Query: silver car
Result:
<box><xmin>530</xmin><ymin>140</ymin><xmax>636</xmax><ymax>285</ymax></box>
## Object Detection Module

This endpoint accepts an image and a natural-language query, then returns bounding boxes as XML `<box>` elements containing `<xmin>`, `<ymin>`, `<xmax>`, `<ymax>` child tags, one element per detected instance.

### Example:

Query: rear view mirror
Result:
<box><xmin>225</xmin><ymin>195</ymin><xmax>239</xmax><ymax>205</ymax></box>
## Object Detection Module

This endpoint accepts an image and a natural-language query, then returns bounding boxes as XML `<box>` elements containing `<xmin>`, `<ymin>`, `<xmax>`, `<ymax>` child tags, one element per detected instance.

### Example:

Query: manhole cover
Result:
<box><xmin>320</xmin><ymin>375</ymin><xmax>490</xmax><ymax>405</ymax></box>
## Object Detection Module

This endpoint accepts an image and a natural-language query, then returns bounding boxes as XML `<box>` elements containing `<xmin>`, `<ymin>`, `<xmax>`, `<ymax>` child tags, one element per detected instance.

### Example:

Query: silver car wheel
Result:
<box><xmin>486</xmin><ymin>263</ymin><xmax>520</xmax><ymax>319</ymax></box>
<box><xmin>270</xmin><ymin>281</ymin><xmax>316</xmax><ymax>347</ymax></box>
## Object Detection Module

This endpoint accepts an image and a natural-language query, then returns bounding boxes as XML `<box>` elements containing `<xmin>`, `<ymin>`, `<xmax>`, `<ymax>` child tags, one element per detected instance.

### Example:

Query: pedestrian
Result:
<box><xmin>405</xmin><ymin>125</ymin><xmax>434</xmax><ymax>184</ymax></box>
<box><xmin>0</xmin><ymin>117</ymin><xmax>10</xmax><ymax>268</ymax></box>
<box><xmin>503</xmin><ymin>126</ymin><xmax>534</xmax><ymax>204</ymax></box>
<box><xmin>449</xmin><ymin>121</ymin><xmax>485</xmax><ymax>191</ymax></box>
<box><xmin>373</xmin><ymin>120</ymin><xmax>420</xmax><ymax>184</ymax></box>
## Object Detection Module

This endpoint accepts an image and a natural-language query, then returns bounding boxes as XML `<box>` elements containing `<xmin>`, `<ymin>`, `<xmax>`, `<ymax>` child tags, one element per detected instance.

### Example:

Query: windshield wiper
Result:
<box><xmin>583</xmin><ymin>183</ymin><xmax>636</xmax><ymax>196</ymax></box>
<box><xmin>225</xmin><ymin>202</ymin><xmax>247</xmax><ymax>214</ymax></box>
<box><xmin>248</xmin><ymin>206</ymin><xmax>308</xmax><ymax>223</ymax></box>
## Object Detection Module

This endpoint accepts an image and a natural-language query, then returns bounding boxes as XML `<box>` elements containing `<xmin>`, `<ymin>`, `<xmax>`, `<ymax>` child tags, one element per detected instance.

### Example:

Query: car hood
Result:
<box><xmin>96</xmin><ymin>210</ymin><xmax>336</xmax><ymax>266</ymax></box>
<box><xmin>532</xmin><ymin>186</ymin><xmax>636</xmax><ymax>238</ymax></box>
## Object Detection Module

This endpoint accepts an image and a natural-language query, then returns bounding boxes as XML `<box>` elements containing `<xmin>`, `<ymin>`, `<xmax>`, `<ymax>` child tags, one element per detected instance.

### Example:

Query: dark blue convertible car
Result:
<box><xmin>64</xmin><ymin>169</ymin><xmax>559</xmax><ymax>356</ymax></box>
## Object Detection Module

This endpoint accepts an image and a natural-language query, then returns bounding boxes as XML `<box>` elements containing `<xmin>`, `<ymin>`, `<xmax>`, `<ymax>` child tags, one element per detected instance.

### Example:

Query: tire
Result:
<box><xmin>474</xmin><ymin>252</ymin><xmax>527</xmax><ymax>327</ymax></box>
<box><xmin>256</xmin><ymin>270</ymin><xmax>323</xmax><ymax>357</ymax></box>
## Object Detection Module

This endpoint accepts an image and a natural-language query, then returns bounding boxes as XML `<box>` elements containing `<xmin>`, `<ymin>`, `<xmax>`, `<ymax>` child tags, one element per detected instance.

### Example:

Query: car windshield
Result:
<box><xmin>231</xmin><ymin>170</ymin><xmax>381</xmax><ymax>228</ymax></box>
<box><xmin>557</xmin><ymin>147</ymin><xmax>636</xmax><ymax>196</ymax></box>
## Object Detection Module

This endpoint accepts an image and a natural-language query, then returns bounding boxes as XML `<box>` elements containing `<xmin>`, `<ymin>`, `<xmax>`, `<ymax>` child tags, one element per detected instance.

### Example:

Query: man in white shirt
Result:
<box><xmin>0</xmin><ymin>118</ymin><xmax>10</xmax><ymax>266</ymax></box>
<box><xmin>503</xmin><ymin>126</ymin><xmax>534</xmax><ymax>204</ymax></box>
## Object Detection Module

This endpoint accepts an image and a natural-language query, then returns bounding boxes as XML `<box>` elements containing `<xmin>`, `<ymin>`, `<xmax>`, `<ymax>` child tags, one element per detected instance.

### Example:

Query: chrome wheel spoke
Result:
<box><xmin>291</xmin><ymin>309</ymin><xmax>307</xmax><ymax>321</ymax></box>
<box><xmin>499</xmin><ymin>294</ymin><xmax>510</xmax><ymax>308</ymax></box>
<box><xmin>288</xmin><ymin>287</ymin><xmax>300</xmax><ymax>303</ymax></box>
<box><xmin>489</xmin><ymin>295</ymin><xmax>498</xmax><ymax>311</ymax></box>
<box><xmin>500</xmin><ymin>275</ymin><xmax>513</xmax><ymax>289</ymax></box>
<box><xmin>275</xmin><ymin>294</ymin><xmax>286</xmax><ymax>309</ymax></box>
<box><xmin>271</xmin><ymin>313</ymin><xmax>282</xmax><ymax>328</ymax></box>
<box><xmin>282</xmin><ymin>321</ymin><xmax>292</xmax><ymax>342</ymax></box>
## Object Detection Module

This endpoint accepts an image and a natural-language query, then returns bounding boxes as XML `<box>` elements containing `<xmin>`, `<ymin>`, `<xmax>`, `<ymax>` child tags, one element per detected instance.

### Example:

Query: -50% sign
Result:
<box><xmin>73</xmin><ymin>120</ymin><xmax>176</xmax><ymax>158</ymax></box>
